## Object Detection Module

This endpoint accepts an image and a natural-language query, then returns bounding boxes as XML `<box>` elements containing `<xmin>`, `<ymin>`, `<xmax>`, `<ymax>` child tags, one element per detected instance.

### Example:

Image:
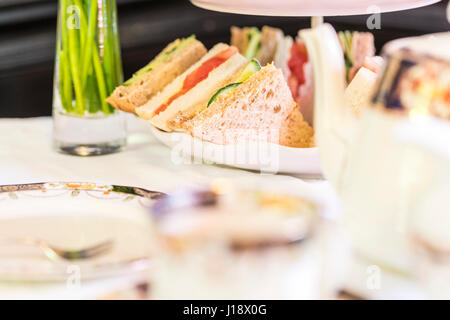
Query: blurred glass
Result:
<box><xmin>148</xmin><ymin>184</ymin><xmax>338</xmax><ymax>299</ymax></box>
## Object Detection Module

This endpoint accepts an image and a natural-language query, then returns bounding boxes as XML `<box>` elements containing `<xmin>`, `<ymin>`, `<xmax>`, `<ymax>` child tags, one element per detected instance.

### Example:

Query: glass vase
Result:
<box><xmin>52</xmin><ymin>0</ymin><xmax>126</xmax><ymax>156</ymax></box>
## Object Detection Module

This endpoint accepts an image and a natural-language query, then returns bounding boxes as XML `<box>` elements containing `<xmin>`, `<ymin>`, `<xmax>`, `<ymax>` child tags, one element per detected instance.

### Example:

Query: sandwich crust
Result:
<box><xmin>106</xmin><ymin>39</ymin><xmax>206</xmax><ymax>113</ymax></box>
<box><xmin>230</xmin><ymin>26</ymin><xmax>249</xmax><ymax>55</ymax></box>
<box><xmin>231</xmin><ymin>26</ymin><xmax>284</xmax><ymax>66</ymax></box>
<box><xmin>279</xmin><ymin>106</ymin><xmax>315</xmax><ymax>148</ymax></box>
<box><xmin>183</xmin><ymin>64</ymin><xmax>314</xmax><ymax>148</ymax></box>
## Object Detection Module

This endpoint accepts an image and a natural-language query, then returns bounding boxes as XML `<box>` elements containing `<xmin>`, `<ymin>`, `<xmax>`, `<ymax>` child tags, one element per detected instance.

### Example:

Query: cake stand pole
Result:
<box><xmin>311</xmin><ymin>16</ymin><xmax>324</xmax><ymax>28</ymax></box>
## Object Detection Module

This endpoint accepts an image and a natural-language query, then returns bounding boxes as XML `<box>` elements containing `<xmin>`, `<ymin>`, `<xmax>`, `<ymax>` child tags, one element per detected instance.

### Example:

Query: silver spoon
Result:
<box><xmin>2</xmin><ymin>237</ymin><xmax>114</xmax><ymax>261</ymax></box>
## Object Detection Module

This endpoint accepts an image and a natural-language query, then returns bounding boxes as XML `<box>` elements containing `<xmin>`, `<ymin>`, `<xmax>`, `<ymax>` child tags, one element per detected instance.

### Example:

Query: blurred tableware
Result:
<box><xmin>395</xmin><ymin>118</ymin><xmax>450</xmax><ymax>299</ymax></box>
<box><xmin>150</xmin><ymin>126</ymin><xmax>322</xmax><ymax>176</ymax></box>
<box><xmin>0</xmin><ymin>237</ymin><xmax>113</xmax><ymax>262</ymax></box>
<box><xmin>301</xmin><ymin>24</ymin><xmax>450</xmax><ymax>272</ymax></box>
<box><xmin>52</xmin><ymin>0</ymin><xmax>126</xmax><ymax>156</ymax></box>
<box><xmin>149</xmin><ymin>180</ymin><xmax>342</xmax><ymax>299</ymax></box>
<box><xmin>0</xmin><ymin>182</ymin><xmax>163</xmax><ymax>281</ymax></box>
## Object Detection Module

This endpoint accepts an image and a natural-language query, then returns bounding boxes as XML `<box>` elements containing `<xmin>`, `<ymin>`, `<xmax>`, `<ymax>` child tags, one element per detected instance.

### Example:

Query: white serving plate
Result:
<box><xmin>150</xmin><ymin>126</ymin><xmax>322</xmax><ymax>176</ymax></box>
<box><xmin>0</xmin><ymin>182</ymin><xmax>163</xmax><ymax>282</ymax></box>
<box><xmin>190</xmin><ymin>0</ymin><xmax>440</xmax><ymax>16</ymax></box>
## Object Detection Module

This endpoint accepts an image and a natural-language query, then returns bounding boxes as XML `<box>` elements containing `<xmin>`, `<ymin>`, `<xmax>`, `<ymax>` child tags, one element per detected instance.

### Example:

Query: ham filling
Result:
<box><xmin>154</xmin><ymin>46</ymin><xmax>237</xmax><ymax>115</ymax></box>
<box><xmin>287</xmin><ymin>41</ymin><xmax>309</xmax><ymax>100</ymax></box>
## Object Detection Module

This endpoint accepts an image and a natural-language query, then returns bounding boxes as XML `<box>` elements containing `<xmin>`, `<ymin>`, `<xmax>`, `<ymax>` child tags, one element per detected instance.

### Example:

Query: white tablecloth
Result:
<box><xmin>0</xmin><ymin>116</ymin><xmax>336</xmax><ymax>299</ymax></box>
<box><xmin>0</xmin><ymin>116</ymin><xmax>424</xmax><ymax>299</ymax></box>
<box><xmin>0</xmin><ymin>116</ymin><xmax>328</xmax><ymax>191</ymax></box>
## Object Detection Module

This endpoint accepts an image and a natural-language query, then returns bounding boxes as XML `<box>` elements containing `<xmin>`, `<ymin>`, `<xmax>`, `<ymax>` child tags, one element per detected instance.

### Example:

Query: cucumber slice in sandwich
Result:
<box><xmin>207</xmin><ymin>59</ymin><xmax>262</xmax><ymax>107</ymax></box>
<box><xmin>124</xmin><ymin>35</ymin><xmax>196</xmax><ymax>86</ymax></box>
<box><xmin>207</xmin><ymin>82</ymin><xmax>242</xmax><ymax>107</ymax></box>
<box><xmin>235</xmin><ymin>59</ymin><xmax>261</xmax><ymax>82</ymax></box>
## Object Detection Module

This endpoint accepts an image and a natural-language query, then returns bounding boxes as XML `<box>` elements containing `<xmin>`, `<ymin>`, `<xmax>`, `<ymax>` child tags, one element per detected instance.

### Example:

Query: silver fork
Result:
<box><xmin>2</xmin><ymin>237</ymin><xmax>114</xmax><ymax>261</ymax></box>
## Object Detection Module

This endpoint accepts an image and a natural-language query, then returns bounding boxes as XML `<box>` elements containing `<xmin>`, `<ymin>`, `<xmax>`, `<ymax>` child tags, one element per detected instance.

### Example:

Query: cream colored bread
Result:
<box><xmin>344</xmin><ymin>67</ymin><xmax>377</xmax><ymax>115</ymax></box>
<box><xmin>137</xmin><ymin>43</ymin><xmax>248</xmax><ymax>131</ymax></box>
<box><xmin>153</xmin><ymin>53</ymin><xmax>248</xmax><ymax>131</ymax></box>
<box><xmin>106</xmin><ymin>39</ymin><xmax>206</xmax><ymax>113</ymax></box>
<box><xmin>137</xmin><ymin>43</ymin><xmax>230</xmax><ymax>120</ymax></box>
<box><xmin>256</xmin><ymin>26</ymin><xmax>284</xmax><ymax>66</ymax></box>
<box><xmin>274</xmin><ymin>35</ymin><xmax>293</xmax><ymax>79</ymax></box>
<box><xmin>183</xmin><ymin>64</ymin><xmax>314</xmax><ymax>148</ymax></box>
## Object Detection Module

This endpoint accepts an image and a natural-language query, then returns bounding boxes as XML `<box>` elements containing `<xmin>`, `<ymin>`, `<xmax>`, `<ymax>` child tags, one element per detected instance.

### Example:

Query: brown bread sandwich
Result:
<box><xmin>106</xmin><ymin>35</ymin><xmax>207</xmax><ymax>113</ymax></box>
<box><xmin>182</xmin><ymin>62</ymin><xmax>314</xmax><ymax>148</ymax></box>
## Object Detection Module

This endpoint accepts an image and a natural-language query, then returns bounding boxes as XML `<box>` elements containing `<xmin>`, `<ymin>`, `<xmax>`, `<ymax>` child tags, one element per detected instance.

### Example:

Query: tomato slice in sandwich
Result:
<box><xmin>154</xmin><ymin>46</ymin><xmax>238</xmax><ymax>115</ymax></box>
<box><xmin>287</xmin><ymin>41</ymin><xmax>309</xmax><ymax>99</ymax></box>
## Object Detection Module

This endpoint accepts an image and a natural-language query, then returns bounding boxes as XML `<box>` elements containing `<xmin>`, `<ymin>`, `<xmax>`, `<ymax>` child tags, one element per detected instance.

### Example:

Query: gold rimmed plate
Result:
<box><xmin>0</xmin><ymin>182</ymin><xmax>164</xmax><ymax>282</ymax></box>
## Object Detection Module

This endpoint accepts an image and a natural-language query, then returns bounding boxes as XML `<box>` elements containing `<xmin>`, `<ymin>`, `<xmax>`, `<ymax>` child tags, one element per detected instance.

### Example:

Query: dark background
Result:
<box><xmin>0</xmin><ymin>0</ymin><xmax>448</xmax><ymax>118</ymax></box>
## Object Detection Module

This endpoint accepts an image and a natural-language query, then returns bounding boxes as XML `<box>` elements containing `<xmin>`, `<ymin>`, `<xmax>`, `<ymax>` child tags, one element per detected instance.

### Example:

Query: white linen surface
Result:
<box><xmin>0</xmin><ymin>116</ymin><xmax>422</xmax><ymax>299</ymax></box>
<box><xmin>0</xmin><ymin>115</ymin><xmax>335</xmax><ymax>299</ymax></box>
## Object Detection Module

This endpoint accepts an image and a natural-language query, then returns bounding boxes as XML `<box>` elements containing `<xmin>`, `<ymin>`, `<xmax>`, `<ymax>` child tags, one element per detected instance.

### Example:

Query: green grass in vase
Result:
<box><xmin>58</xmin><ymin>0</ymin><xmax>121</xmax><ymax>116</ymax></box>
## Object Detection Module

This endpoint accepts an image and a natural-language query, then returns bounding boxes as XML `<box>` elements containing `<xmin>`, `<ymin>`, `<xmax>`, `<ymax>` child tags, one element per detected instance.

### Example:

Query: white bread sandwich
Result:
<box><xmin>231</xmin><ymin>26</ymin><xmax>283</xmax><ymax>66</ymax></box>
<box><xmin>338</xmin><ymin>30</ymin><xmax>378</xmax><ymax>82</ymax></box>
<box><xmin>344</xmin><ymin>67</ymin><xmax>378</xmax><ymax>115</ymax></box>
<box><xmin>272</xmin><ymin>29</ymin><xmax>381</xmax><ymax>124</ymax></box>
<box><xmin>136</xmin><ymin>43</ymin><xmax>248</xmax><ymax>132</ymax></box>
<box><xmin>106</xmin><ymin>35</ymin><xmax>207</xmax><ymax>114</ymax></box>
<box><xmin>231</xmin><ymin>26</ymin><xmax>313</xmax><ymax>117</ymax></box>
<box><xmin>338</xmin><ymin>31</ymin><xmax>383</xmax><ymax>115</ymax></box>
<box><xmin>230</xmin><ymin>25</ymin><xmax>315</xmax><ymax>124</ymax></box>
<box><xmin>273</xmin><ymin>35</ymin><xmax>293</xmax><ymax>79</ymax></box>
<box><xmin>182</xmin><ymin>62</ymin><xmax>314</xmax><ymax>148</ymax></box>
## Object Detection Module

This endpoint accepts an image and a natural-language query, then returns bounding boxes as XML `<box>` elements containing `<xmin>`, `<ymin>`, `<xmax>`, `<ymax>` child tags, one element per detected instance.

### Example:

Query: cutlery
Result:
<box><xmin>1</xmin><ymin>237</ymin><xmax>114</xmax><ymax>261</ymax></box>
